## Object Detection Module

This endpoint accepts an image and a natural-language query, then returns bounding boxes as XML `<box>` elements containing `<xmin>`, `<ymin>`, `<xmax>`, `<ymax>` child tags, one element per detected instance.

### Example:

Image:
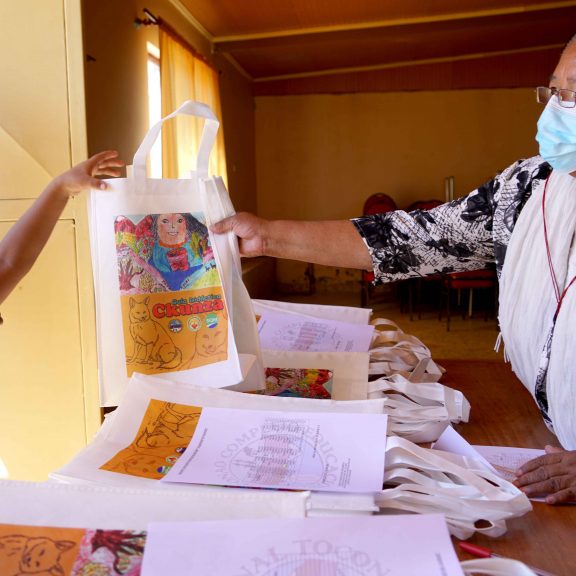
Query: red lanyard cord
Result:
<box><xmin>542</xmin><ymin>174</ymin><xmax>576</xmax><ymax>319</ymax></box>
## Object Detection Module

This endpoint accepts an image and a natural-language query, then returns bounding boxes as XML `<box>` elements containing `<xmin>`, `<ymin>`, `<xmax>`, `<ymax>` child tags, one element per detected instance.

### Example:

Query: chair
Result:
<box><xmin>440</xmin><ymin>268</ymin><xmax>498</xmax><ymax>331</ymax></box>
<box><xmin>360</xmin><ymin>193</ymin><xmax>397</xmax><ymax>307</ymax></box>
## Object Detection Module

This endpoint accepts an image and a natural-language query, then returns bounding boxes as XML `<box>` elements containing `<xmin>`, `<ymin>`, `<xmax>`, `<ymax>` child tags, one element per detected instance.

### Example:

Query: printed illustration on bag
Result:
<box><xmin>0</xmin><ymin>523</ymin><xmax>145</xmax><ymax>576</ymax></box>
<box><xmin>101</xmin><ymin>399</ymin><xmax>202</xmax><ymax>480</ymax></box>
<box><xmin>115</xmin><ymin>212</ymin><xmax>228</xmax><ymax>376</ymax></box>
<box><xmin>257</xmin><ymin>368</ymin><xmax>333</xmax><ymax>398</ymax></box>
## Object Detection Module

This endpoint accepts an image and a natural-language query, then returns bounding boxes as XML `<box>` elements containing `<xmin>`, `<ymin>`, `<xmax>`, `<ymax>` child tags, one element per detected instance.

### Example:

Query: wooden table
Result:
<box><xmin>438</xmin><ymin>359</ymin><xmax>576</xmax><ymax>576</ymax></box>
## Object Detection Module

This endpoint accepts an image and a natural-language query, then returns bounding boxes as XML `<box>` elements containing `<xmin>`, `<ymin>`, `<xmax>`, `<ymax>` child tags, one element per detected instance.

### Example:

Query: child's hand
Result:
<box><xmin>52</xmin><ymin>150</ymin><xmax>124</xmax><ymax>197</ymax></box>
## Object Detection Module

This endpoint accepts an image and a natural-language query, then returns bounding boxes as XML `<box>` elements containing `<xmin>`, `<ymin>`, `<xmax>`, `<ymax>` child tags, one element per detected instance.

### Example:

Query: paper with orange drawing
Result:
<box><xmin>0</xmin><ymin>524</ymin><xmax>145</xmax><ymax>576</ymax></box>
<box><xmin>0</xmin><ymin>524</ymin><xmax>83</xmax><ymax>576</ymax></box>
<box><xmin>100</xmin><ymin>399</ymin><xmax>202</xmax><ymax>480</ymax></box>
<box><xmin>115</xmin><ymin>211</ymin><xmax>229</xmax><ymax>377</ymax></box>
<box><xmin>120</xmin><ymin>288</ymin><xmax>228</xmax><ymax>377</ymax></box>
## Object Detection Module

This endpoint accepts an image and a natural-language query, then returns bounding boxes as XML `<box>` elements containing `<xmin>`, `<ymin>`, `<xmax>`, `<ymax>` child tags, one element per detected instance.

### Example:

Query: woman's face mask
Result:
<box><xmin>536</xmin><ymin>95</ymin><xmax>576</xmax><ymax>173</ymax></box>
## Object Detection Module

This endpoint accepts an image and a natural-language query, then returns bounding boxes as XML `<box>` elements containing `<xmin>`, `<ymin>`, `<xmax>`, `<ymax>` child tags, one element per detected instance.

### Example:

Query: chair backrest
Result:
<box><xmin>363</xmin><ymin>193</ymin><xmax>397</xmax><ymax>216</ymax></box>
<box><xmin>407</xmin><ymin>199</ymin><xmax>443</xmax><ymax>212</ymax></box>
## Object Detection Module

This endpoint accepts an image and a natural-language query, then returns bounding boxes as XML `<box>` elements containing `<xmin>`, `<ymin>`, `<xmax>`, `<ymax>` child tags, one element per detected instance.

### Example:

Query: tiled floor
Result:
<box><xmin>274</xmin><ymin>289</ymin><xmax>502</xmax><ymax>361</ymax></box>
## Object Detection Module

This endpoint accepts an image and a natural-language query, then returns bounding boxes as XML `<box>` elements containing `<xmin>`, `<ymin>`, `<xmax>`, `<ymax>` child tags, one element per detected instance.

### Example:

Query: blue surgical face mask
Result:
<box><xmin>536</xmin><ymin>96</ymin><xmax>576</xmax><ymax>173</ymax></box>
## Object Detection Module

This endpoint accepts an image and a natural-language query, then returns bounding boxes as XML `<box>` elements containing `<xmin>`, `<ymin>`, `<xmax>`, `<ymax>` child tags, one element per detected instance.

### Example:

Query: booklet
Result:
<box><xmin>141</xmin><ymin>514</ymin><xmax>464</xmax><ymax>576</ymax></box>
<box><xmin>257</xmin><ymin>310</ymin><xmax>375</xmax><ymax>353</ymax></box>
<box><xmin>162</xmin><ymin>407</ymin><xmax>387</xmax><ymax>492</ymax></box>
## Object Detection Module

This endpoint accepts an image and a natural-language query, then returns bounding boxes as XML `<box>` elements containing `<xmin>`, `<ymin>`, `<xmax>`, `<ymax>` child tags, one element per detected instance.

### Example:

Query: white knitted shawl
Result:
<box><xmin>499</xmin><ymin>170</ymin><xmax>576</xmax><ymax>449</ymax></box>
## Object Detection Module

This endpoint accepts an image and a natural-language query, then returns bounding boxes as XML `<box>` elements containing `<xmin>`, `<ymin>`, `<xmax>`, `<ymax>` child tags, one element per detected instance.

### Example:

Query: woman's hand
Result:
<box><xmin>211</xmin><ymin>212</ymin><xmax>267</xmax><ymax>257</ymax></box>
<box><xmin>515</xmin><ymin>445</ymin><xmax>576</xmax><ymax>504</ymax></box>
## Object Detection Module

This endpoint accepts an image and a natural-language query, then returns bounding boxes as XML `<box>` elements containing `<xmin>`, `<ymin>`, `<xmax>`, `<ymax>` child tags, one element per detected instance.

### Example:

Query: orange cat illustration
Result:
<box><xmin>0</xmin><ymin>534</ymin><xmax>76</xmax><ymax>576</ymax></box>
<box><xmin>127</xmin><ymin>297</ymin><xmax>182</xmax><ymax>369</ymax></box>
<box><xmin>135</xmin><ymin>403</ymin><xmax>201</xmax><ymax>450</ymax></box>
<box><xmin>180</xmin><ymin>324</ymin><xmax>227</xmax><ymax>370</ymax></box>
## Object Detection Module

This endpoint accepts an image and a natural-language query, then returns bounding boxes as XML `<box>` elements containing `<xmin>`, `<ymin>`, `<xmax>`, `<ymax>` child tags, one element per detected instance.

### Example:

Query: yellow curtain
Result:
<box><xmin>160</xmin><ymin>28</ymin><xmax>227</xmax><ymax>183</ymax></box>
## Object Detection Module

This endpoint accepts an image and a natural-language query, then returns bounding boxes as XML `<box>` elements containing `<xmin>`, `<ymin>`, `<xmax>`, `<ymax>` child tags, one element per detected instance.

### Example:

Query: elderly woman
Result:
<box><xmin>213</xmin><ymin>35</ymin><xmax>576</xmax><ymax>504</ymax></box>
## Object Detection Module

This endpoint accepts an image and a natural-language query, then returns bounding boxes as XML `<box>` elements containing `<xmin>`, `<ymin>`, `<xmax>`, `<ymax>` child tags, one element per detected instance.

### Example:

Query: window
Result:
<box><xmin>147</xmin><ymin>42</ymin><xmax>162</xmax><ymax>178</ymax></box>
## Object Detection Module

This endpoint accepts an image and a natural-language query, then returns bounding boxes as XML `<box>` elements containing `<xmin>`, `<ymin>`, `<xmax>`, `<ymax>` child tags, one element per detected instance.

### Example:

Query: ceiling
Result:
<box><xmin>175</xmin><ymin>0</ymin><xmax>576</xmax><ymax>95</ymax></box>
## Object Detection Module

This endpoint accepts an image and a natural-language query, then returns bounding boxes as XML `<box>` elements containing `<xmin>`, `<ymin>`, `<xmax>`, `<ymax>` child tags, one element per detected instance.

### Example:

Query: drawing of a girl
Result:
<box><xmin>151</xmin><ymin>213</ymin><xmax>205</xmax><ymax>291</ymax></box>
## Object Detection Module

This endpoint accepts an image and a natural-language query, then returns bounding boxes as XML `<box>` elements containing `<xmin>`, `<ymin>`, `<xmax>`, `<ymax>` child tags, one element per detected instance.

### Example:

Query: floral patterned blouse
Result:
<box><xmin>352</xmin><ymin>155</ymin><xmax>552</xmax><ymax>283</ymax></box>
<box><xmin>353</xmin><ymin>154</ymin><xmax>555</xmax><ymax>426</ymax></box>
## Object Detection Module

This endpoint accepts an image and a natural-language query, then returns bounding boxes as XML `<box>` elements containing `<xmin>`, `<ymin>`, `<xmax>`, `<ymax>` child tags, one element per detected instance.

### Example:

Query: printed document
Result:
<box><xmin>162</xmin><ymin>407</ymin><xmax>387</xmax><ymax>492</ymax></box>
<box><xmin>257</xmin><ymin>310</ymin><xmax>374</xmax><ymax>352</ymax></box>
<box><xmin>141</xmin><ymin>514</ymin><xmax>464</xmax><ymax>576</ymax></box>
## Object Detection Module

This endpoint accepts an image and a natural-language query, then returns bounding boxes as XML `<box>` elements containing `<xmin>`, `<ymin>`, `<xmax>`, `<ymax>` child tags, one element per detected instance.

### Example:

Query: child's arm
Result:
<box><xmin>0</xmin><ymin>150</ymin><xmax>124</xmax><ymax>306</ymax></box>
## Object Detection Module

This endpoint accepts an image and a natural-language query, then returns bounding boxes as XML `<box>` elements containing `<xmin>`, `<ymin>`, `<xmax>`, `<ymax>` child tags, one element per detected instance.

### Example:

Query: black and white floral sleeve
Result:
<box><xmin>351</xmin><ymin>156</ymin><xmax>551</xmax><ymax>284</ymax></box>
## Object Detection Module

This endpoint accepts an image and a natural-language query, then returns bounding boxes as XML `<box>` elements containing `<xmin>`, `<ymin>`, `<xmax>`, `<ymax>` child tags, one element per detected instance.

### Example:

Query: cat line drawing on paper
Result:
<box><xmin>0</xmin><ymin>533</ymin><xmax>76</xmax><ymax>576</ymax></box>
<box><xmin>0</xmin><ymin>525</ymin><xmax>145</xmax><ymax>576</ymax></box>
<box><xmin>101</xmin><ymin>400</ymin><xmax>202</xmax><ymax>480</ymax></box>
<box><xmin>127</xmin><ymin>297</ymin><xmax>182</xmax><ymax>369</ymax></box>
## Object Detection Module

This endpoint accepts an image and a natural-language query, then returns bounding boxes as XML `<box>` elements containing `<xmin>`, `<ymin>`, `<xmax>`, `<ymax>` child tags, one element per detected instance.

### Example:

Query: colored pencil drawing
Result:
<box><xmin>114</xmin><ymin>212</ymin><xmax>218</xmax><ymax>295</ymax></box>
<box><xmin>100</xmin><ymin>400</ymin><xmax>202</xmax><ymax>480</ymax></box>
<box><xmin>74</xmin><ymin>530</ymin><xmax>145</xmax><ymax>576</ymax></box>
<box><xmin>114</xmin><ymin>212</ymin><xmax>229</xmax><ymax>376</ymax></box>
<box><xmin>258</xmin><ymin>368</ymin><xmax>333</xmax><ymax>399</ymax></box>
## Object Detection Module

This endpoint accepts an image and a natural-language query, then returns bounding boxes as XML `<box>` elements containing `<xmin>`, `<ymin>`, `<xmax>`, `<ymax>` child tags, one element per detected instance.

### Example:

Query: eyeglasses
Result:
<box><xmin>536</xmin><ymin>86</ymin><xmax>576</xmax><ymax>108</ymax></box>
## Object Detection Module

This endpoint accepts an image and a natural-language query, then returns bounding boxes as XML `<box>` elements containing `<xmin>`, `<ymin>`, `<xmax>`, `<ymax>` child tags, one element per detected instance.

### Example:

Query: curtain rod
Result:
<box><xmin>134</xmin><ymin>9</ymin><xmax>217</xmax><ymax>72</ymax></box>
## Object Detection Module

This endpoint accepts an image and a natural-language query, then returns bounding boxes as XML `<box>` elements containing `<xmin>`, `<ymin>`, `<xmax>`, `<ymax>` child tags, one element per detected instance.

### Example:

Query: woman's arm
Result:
<box><xmin>211</xmin><ymin>213</ymin><xmax>373</xmax><ymax>270</ymax></box>
<box><xmin>0</xmin><ymin>150</ymin><xmax>124</xmax><ymax>305</ymax></box>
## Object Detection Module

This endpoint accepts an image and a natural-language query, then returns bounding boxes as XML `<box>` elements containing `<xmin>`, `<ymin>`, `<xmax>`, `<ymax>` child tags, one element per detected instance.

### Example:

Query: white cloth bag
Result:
<box><xmin>89</xmin><ymin>101</ymin><xmax>263</xmax><ymax>406</ymax></box>
<box><xmin>0</xmin><ymin>479</ymin><xmax>308</xmax><ymax>530</ymax></box>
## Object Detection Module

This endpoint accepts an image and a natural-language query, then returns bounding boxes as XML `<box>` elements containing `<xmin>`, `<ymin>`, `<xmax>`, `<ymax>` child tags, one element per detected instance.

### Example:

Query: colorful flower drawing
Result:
<box><xmin>260</xmin><ymin>368</ymin><xmax>333</xmax><ymax>399</ymax></box>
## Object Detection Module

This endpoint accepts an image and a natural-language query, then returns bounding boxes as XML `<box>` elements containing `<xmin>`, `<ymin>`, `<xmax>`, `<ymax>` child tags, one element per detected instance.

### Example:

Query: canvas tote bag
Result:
<box><xmin>89</xmin><ymin>101</ymin><xmax>263</xmax><ymax>406</ymax></box>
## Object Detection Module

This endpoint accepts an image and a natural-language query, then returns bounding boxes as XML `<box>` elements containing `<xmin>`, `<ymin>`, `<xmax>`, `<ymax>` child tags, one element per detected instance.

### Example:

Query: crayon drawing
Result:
<box><xmin>74</xmin><ymin>529</ymin><xmax>145</xmax><ymax>576</ymax></box>
<box><xmin>114</xmin><ymin>212</ymin><xmax>228</xmax><ymax>376</ymax></box>
<box><xmin>101</xmin><ymin>400</ymin><xmax>202</xmax><ymax>480</ymax></box>
<box><xmin>114</xmin><ymin>212</ymin><xmax>218</xmax><ymax>294</ymax></box>
<box><xmin>258</xmin><ymin>368</ymin><xmax>333</xmax><ymax>399</ymax></box>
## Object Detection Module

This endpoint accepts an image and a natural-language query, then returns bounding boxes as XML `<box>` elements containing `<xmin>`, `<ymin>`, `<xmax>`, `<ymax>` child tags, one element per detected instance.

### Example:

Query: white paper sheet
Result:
<box><xmin>431</xmin><ymin>426</ymin><xmax>497</xmax><ymax>473</ymax></box>
<box><xmin>257</xmin><ymin>310</ymin><xmax>374</xmax><ymax>353</ymax></box>
<box><xmin>473</xmin><ymin>445</ymin><xmax>546</xmax><ymax>482</ymax></box>
<box><xmin>141</xmin><ymin>514</ymin><xmax>464</xmax><ymax>576</ymax></box>
<box><xmin>431</xmin><ymin>428</ymin><xmax>547</xmax><ymax>502</ymax></box>
<box><xmin>162</xmin><ymin>407</ymin><xmax>387</xmax><ymax>492</ymax></box>
<box><xmin>252</xmin><ymin>299</ymin><xmax>373</xmax><ymax>325</ymax></box>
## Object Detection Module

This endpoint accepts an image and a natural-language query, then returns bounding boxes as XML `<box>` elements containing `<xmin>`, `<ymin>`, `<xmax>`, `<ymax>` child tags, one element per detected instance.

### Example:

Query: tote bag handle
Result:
<box><xmin>132</xmin><ymin>100</ymin><xmax>219</xmax><ymax>184</ymax></box>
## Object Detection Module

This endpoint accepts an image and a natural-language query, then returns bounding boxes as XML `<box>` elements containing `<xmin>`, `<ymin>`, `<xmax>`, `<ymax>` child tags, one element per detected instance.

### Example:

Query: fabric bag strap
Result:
<box><xmin>461</xmin><ymin>558</ymin><xmax>538</xmax><ymax>575</ymax></box>
<box><xmin>132</xmin><ymin>100</ymin><xmax>219</xmax><ymax>184</ymax></box>
<box><xmin>377</xmin><ymin>437</ymin><xmax>532</xmax><ymax>539</ymax></box>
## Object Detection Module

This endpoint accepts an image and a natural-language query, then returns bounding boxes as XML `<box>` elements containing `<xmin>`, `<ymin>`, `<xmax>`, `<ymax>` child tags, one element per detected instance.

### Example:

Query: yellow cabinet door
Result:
<box><xmin>0</xmin><ymin>209</ymin><xmax>89</xmax><ymax>480</ymax></box>
<box><xmin>0</xmin><ymin>0</ymin><xmax>97</xmax><ymax>480</ymax></box>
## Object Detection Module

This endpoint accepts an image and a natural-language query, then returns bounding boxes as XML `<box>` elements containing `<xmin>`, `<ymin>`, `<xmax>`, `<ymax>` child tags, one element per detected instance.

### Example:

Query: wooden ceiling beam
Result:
<box><xmin>253</xmin><ymin>43</ymin><xmax>564</xmax><ymax>83</ymax></box>
<box><xmin>212</xmin><ymin>0</ymin><xmax>576</xmax><ymax>50</ymax></box>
